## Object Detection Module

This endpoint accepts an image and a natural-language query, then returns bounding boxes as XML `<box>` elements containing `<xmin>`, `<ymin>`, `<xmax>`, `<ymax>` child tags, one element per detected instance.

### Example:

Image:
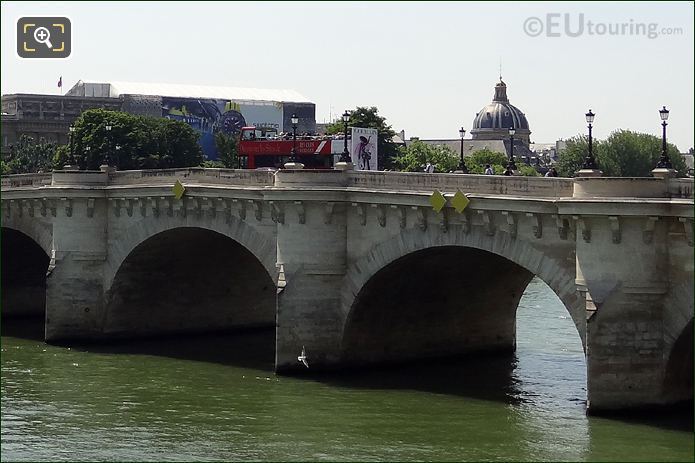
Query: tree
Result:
<box><xmin>556</xmin><ymin>130</ymin><xmax>686</xmax><ymax>177</ymax></box>
<box><xmin>555</xmin><ymin>136</ymin><xmax>593</xmax><ymax>177</ymax></box>
<box><xmin>2</xmin><ymin>135</ymin><xmax>58</xmax><ymax>174</ymax></box>
<box><xmin>67</xmin><ymin>109</ymin><xmax>204</xmax><ymax>170</ymax></box>
<box><xmin>326</xmin><ymin>106</ymin><xmax>399</xmax><ymax>170</ymax></box>
<box><xmin>393</xmin><ymin>140</ymin><xmax>459</xmax><ymax>172</ymax></box>
<box><xmin>465</xmin><ymin>149</ymin><xmax>509</xmax><ymax>175</ymax></box>
<box><xmin>214</xmin><ymin>132</ymin><xmax>239</xmax><ymax>168</ymax></box>
<box><xmin>517</xmin><ymin>164</ymin><xmax>541</xmax><ymax>177</ymax></box>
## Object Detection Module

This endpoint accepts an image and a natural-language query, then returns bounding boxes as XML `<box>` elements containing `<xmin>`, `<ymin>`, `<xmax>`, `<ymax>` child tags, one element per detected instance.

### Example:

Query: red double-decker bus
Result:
<box><xmin>238</xmin><ymin>127</ymin><xmax>342</xmax><ymax>169</ymax></box>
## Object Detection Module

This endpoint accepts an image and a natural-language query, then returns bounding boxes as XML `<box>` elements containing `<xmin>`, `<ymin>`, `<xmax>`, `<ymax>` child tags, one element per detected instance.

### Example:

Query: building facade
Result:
<box><xmin>2</xmin><ymin>80</ymin><xmax>317</xmax><ymax>160</ymax></box>
<box><xmin>1</xmin><ymin>94</ymin><xmax>121</xmax><ymax>155</ymax></box>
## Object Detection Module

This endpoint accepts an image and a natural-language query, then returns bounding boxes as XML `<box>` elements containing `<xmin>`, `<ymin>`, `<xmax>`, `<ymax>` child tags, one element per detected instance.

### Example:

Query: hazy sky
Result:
<box><xmin>2</xmin><ymin>1</ymin><xmax>693</xmax><ymax>149</ymax></box>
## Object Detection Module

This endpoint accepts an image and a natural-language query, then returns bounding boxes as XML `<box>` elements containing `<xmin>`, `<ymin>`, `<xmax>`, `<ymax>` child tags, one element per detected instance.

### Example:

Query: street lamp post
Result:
<box><xmin>340</xmin><ymin>110</ymin><xmax>351</xmax><ymax>163</ymax></box>
<box><xmin>283</xmin><ymin>114</ymin><xmax>304</xmax><ymax>169</ymax></box>
<box><xmin>656</xmin><ymin>106</ymin><xmax>672</xmax><ymax>168</ymax></box>
<box><xmin>68</xmin><ymin>125</ymin><xmax>75</xmax><ymax>167</ymax></box>
<box><xmin>457</xmin><ymin>127</ymin><xmax>468</xmax><ymax>173</ymax></box>
<box><xmin>103</xmin><ymin>124</ymin><xmax>112</xmax><ymax>168</ymax></box>
<box><xmin>290</xmin><ymin>113</ymin><xmax>298</xmax><ymax>162</ymax></box>
<box><xmin>507</xmin><ymin>127</ymin><xmax>517</xmax><ymax>173</ymax></box>
<box><xmin>582</xmin><ymin>109</ymin><xmax>598</xmax><ymax>169</ymax></box>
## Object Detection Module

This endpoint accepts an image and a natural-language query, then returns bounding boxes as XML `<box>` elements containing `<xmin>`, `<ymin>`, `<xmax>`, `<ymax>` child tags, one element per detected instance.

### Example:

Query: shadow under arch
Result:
<box><xmin>102</xmin><ymin>227</ymin><xmax>276</xmax><ymax>340</ymax></box>
<box><xmin>340</xmin><ymin>225</ymin><xmax>585</xmax><ymax>362</ymax></box>
<box><xmin>663</xmin><ymin>318</ymin><xmax>693</xmax><ymax>406</ymax></box>
<box><xmin>1</xmin><ymin>227</ymin><xmax>50</xmax><ymax>322</ymax></box>
<box><xmin>341</xmin><ymin>246</ymin><xmax>535</xmax><ymax>366</ymax></box>
<box><xmin>103</xmin><ymin>214</ymin><xmax>277</xmax><ymax>291</ymax></box>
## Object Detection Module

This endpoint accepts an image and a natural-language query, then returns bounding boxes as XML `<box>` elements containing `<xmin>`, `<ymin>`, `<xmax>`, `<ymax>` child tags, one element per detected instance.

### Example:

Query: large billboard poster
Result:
<box><xmin>351</xmin><ymin>127</ymin><xmax>378</xmax><ymax>171</ymax></box>
<box><xmin>161</xmin><ymin>97</ymin><xmax>283</xmax><ymax>159</ymax></box>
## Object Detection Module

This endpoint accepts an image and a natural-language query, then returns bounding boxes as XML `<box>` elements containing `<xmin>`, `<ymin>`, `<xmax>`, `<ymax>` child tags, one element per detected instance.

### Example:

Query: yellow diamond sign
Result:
<box><xmin>451</xmin><ymin>190</ymin><xmax>470</xmax><ymax>213</ymax></box>
<box><xmin>430</xmin><ymin>190</ymin><xmax>446</xmax><ymax>212</ymax></box>
<box><xmin>173</xmin><ymin>180</ymin><xmax>186</xmax><ymax>199</ymax></box>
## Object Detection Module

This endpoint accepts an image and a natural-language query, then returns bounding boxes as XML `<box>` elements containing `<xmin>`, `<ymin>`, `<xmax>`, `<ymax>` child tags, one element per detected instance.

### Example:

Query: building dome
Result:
<box><xmin>470</xmin><ymin>79</ymin><xmax>531</xmax><ymax>144</ymax></box>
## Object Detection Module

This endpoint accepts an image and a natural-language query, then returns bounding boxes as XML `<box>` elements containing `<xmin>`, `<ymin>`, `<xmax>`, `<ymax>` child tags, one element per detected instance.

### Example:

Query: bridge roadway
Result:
<box><xmin>1</xmin><ymin>167</ymin><xmax>693</xmax><ymax>413</ymax></box>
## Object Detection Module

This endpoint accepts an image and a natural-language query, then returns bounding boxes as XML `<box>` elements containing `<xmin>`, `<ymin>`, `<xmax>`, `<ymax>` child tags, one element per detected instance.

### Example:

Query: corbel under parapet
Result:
<box><xmin>608</xmin><ymin>216</ymin><xmax>621</xmax><ymax>244</ymax></box>
<box><xmin>477</xmin><ymin>210</ymin><xmax>495</xmax><ymax>236</ymax></box>
<box><xmin>293</xmin><ymin>201</ymin><xmax>306</xmax><ymax>224</ymax></box>
<box><xmin>573</xmin><ymin>215</ymin><xmax>591</xmax><ymax>243</ymax></box>
<box><xmin>324</xmin><ymin>202</ymin><xmax>335</xmax><ymax>225</ymax></box>
<box><xmin>501</xmin><ymin>211</ymin><xmax>517</xmax><ymax>238</ymax></box>
<box><xmin>352</xmin><ymin>202</ymin><xmax>366</xmax><ymax>226</ymax></box>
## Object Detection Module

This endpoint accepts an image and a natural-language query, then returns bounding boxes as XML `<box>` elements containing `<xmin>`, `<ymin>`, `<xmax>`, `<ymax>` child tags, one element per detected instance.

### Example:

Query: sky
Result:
<box><xmin>1</xmin><ymin>1</ymin><xmax>693</xmax><ymax>150</ymax></box>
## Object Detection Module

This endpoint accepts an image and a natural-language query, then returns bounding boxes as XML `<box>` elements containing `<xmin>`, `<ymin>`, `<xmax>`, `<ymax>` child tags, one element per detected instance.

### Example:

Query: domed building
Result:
<box><xmin>400</xmin><ymin>78</ymin><xmax>538</xmax><ymax>167</ymax></box>
<box><xmin>471</xmin><ymin>79</ymin><xmax>532</xmax><ymax>155</ymax></box>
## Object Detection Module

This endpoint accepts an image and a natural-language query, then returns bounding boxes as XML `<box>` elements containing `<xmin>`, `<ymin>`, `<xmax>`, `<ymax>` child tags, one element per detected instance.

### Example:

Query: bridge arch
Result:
<box><xmin>340</xmin><ymin>225</ymin><xmax>584</xmax><ymax>365</ymax></box>
<box><xmin>1</xmin><ymin>227</ymin><xmax>51</xmax><ymax>318</ymax></box>
<box><xmin>102</xmin><ymin>216</ymin><xmax>277</xmax><ymax>338</ymax></box>
<box><xmin>104</xmin><ymin>214</ymin><xmax>277</xmax><ymax>289</ymax></box>
<box><xmin>1</xmin><ymin>220</ymin><xmax>53</xmax><ymax>258</ymax></box>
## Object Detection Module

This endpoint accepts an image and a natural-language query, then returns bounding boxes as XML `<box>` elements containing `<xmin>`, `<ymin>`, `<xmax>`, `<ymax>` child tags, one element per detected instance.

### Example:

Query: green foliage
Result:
<box><xmin>555</xmin><ymin>136</ymin><xmax>592</xmax><ymax>177</ymax></box>
<box><xmin>53</xmin><ymin>145</ymin><xmax>70</xmax><ymax>169</ymax></box>
<box><xmin>2</xmin><ymin>135</ymin><xmax>58</xmax><ymax>174</ymax></box>
<box><xmin>556</xmin><ymin>130</ymin><xmax>686</xmax><ymax>177</ymax></box>
<box><xmin>465</xmin><ymin>149</ymin><xmax>508</xmax><ymax>174</ymax></box>
<box><xmin>326</xmin><ymin>106</ymin><xmax>399</xmax><ymax>169</ymax></box>
<box><xmin>214</xmin><ymin>132</ymin><xmax>239</xmax><ymax>168</ymax></box>
<box><xmin>518</xmin><ymin>164</ymin><xmax>541</xmax><ymax>177</ymax></box>
<box><xmin>68</xmin><ymin>109</ymin><xmax>203</xmax><ymax>170</ymax></box>
<box><xmin>200</xmin><ymin>160</ymin><xmax>226</xmax><ymax>168</ymax></box>
<box><xmin>394</xmin><ymin>140</ymin><xmax>459</xmax><ymax>172</ymax></box>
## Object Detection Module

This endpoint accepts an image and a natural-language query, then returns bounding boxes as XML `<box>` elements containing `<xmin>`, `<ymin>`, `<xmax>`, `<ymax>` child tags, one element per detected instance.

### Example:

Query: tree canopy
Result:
<box><xmin>206</xmin><ymin>132</ymin><xmax>239</xmax><ymax>168</ymax></box>
<box><xmin>326</xmin><ymin>106</ymin><xmax>399</xmax><ymax>169</ymax></box>
<box><xmin>65</xmin><ymin>109</ymin><xmax>204</xmax><ymax>170</ymax></box>
<box><xmin>556</xmin><ymin>130</ymin><xmax>686</xmax><ymax>177</ymax></box>
<box><xmin>393</xmin><ymin>140</ymin><xmax>460</xmax><ymax>172</ymax></box>
<box><xmin>465</xmin><ymin>149</ymin><xmax>508</xmax><ymax>175</ymax></box>
<box><xmin>1</xmin><ymin>135</ymin><xmax>57</xmax><ymax>174</ymax></box>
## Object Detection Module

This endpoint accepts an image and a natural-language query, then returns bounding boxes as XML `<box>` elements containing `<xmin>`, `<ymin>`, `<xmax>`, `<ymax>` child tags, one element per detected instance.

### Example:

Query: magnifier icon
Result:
<box><xmin>33</xmin><ymin>26</ymin><xmax>53</xmax><ymax>49</ymax></box>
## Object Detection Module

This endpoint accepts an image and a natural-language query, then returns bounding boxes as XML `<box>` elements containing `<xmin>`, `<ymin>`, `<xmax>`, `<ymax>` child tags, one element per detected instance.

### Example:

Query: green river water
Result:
<box><xmin>1</xmin><ymin>278</ymin><xmax>692</xmax><ymax>461</ymax></box>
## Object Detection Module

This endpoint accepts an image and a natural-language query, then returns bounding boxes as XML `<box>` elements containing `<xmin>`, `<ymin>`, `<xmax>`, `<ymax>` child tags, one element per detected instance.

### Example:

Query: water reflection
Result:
<box><xmin>312</xmin><ymin>354</ymin><xmax>521</xmax><ymax>405</ymax></box>
<box><xmin>2</xmin><ymin>278</ymin><xmax>693</xmax><ymax>461</ymax></box>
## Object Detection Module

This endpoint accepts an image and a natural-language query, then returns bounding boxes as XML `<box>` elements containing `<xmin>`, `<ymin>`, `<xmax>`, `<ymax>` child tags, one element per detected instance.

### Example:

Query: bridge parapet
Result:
<box><xmin>347</xmin><ymin>171</ymin><xmax>574</xmax><ymax>198</ymax></box>
<box><xmin>1</xmin><ymin>172</ymin><xmax>52</xmax><ymax>189</ymax></box>
<box><xmin>669</xmin><ymin>178</ymin><xmax>694</xmax><ymax>198</ymax></box>
<box><xmin>108</xmin><ymin>168</ymin><xmax>275</xmax><ymax>187</ymax></box>
<box><xmin>574</xmin><ymin>177</ymin><xmax>694</xmax><ymax>199</ymax></box>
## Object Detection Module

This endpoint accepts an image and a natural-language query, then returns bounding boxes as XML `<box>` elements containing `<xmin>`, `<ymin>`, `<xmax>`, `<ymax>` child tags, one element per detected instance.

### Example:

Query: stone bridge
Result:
<box><xmin>1</xmin><ymin>167</ymin><xmax>693</xmax><ymax>412</ymax></box>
